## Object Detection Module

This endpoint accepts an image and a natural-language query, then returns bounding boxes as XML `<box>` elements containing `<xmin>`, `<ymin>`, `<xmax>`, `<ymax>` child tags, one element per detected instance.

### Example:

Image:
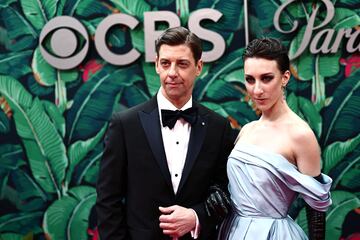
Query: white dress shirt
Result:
<box><xmin>157</xmin><ymin>89</ymin><xmax>200</xmax><ymax>239</ymax></box>
<box><xmin>157</xmin><ymin>91</ymin><xmax>192</xmax><ymax>194</ymax></box>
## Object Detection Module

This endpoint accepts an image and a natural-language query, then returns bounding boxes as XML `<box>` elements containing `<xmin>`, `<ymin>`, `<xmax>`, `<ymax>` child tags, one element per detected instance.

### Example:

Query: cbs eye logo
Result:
<box><xmin>39</xmin><ymin>16</ymin><xmax>89</xmax><ymax>70</ymax></box>
<box><xmin>40</xmin><ymin>14</ymin><xmax>140</xmax><ymax>70</ymax></box>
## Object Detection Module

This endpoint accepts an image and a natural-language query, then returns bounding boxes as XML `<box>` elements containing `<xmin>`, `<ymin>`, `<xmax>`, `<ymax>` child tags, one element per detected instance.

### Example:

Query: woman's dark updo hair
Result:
<box><xmin>243</xmin><ymin>38</ymin><xmax>290</xmax><ymax>73</ymax></box>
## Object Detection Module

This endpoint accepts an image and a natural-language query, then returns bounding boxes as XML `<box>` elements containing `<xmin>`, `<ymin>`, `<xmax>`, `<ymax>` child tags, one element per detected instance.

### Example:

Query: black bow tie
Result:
<box><xmin>161</xmin><ymin>107</ymin><xmax>198</xmax><ymax>129</ymax></box>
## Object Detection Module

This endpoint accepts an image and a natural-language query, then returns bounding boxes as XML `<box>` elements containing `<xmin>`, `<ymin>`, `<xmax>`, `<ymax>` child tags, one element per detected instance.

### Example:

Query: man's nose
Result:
<box><xmin>168</xmin><ymin>63</ymin><xmax>178</xmax><ymax>78</ymax></box>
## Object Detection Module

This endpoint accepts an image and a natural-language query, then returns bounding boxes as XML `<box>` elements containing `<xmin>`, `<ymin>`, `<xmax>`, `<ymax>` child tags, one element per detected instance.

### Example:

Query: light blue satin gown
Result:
<box><xmin>218</xmin><ymin>144</ymin><xmax>332</xmax><ymax>240</ymax></box>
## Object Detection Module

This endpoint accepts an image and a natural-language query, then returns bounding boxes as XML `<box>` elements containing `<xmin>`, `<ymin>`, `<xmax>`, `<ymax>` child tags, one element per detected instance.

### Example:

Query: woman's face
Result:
<box><xmin>244</xmin><ymin>57</ymin><xmax>290</xmax><ymax>112</ymax></box>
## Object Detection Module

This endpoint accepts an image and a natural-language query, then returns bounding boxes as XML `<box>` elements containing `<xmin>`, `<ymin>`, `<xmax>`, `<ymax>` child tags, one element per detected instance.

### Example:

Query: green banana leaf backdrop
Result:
<box><xmin>0</xmin><ymin>0</ymin><xmax>359</xmax><ymax>239</ymax></box>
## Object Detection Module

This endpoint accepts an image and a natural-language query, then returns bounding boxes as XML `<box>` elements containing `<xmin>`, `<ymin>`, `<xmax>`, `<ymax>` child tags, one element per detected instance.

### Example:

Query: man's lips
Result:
<box><xmin>166</xmin><ymin>81</ymin><xmax>181</xmax><ymax>86</ymax></box>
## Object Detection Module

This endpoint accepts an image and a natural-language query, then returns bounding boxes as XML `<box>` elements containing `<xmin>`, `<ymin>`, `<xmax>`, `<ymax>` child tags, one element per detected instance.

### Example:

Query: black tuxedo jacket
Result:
<box><xmin>96</xmin><ymin>96</ymin><xmax>235</xmax><ymax>240</ymax></box>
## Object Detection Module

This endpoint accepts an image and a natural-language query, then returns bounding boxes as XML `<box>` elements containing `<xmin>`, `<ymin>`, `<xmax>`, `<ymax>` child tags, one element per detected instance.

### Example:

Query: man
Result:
<box><xmin>96</xmin><ymin>26</ymin><xmax>235</xmax><ymax>240</ymax></box>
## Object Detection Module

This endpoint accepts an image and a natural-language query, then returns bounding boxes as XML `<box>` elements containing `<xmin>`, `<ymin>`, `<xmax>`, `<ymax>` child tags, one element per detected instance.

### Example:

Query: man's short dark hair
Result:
<box><xmin>155</xmin><ymin>26</ymin><xmax>202</xmax><ymax>63</ymax></box>
<box><xmin>243</xmin><ymin>38</ymin><xmax>290</xmax><ymax>73</ymax></box>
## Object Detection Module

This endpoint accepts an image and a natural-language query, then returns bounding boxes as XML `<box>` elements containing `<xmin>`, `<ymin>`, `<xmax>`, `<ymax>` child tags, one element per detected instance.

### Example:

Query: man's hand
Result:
<box><xmin>159</xmin><ymin>205</ymin><xmax>196</xmax><ymax>238</ymax></box>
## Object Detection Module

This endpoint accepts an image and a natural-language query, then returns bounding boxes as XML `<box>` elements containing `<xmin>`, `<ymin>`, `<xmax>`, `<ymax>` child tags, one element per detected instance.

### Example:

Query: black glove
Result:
<box><xmin>306</xmin><ymin>204</ymin><xmax>326</xmax><ymax>240</ymax></box>
<box><xmin>204</xmin><ymin>184</ymin><xmax>231</xmax><ymax>221</ymax></box>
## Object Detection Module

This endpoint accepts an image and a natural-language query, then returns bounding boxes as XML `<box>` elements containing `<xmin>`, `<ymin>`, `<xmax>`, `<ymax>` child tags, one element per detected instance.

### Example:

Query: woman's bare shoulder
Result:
<box><xmin>235</xmin><ymin>120</ymin><xmax>258</xmax><ymax>144</ymax></box>
<box><xmin>287</xmin><ymin>114</ymin><xmax>316</xmax><ymax>142</ymax></box>
<box><xmin>287</xmin><ymin>114</ymin><xmax>321</xmax><ymax>175</ymax></box>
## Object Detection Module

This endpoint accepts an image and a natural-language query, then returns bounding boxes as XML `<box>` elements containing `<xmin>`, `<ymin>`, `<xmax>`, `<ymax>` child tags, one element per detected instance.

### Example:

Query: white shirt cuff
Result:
<box><xmin>190</xmin><ymin>209</ymin><xmax>200</xmax><ymax>239</ymax></box>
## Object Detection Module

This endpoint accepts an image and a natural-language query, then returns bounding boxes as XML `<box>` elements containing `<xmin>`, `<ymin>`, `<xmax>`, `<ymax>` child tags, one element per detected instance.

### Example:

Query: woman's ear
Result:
<box><xmin>282</xmin><ymin>70</ymin><xmax>291</xmax><ymax>87</ymax></box>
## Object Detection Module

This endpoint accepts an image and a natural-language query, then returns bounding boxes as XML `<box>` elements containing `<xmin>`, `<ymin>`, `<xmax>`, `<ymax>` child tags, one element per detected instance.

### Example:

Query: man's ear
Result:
<box><xmin>155</xmin><ymin>56</ymin><xmax>159</xmax><ymax>74</ymax></box>
<box><xmin>196</xmin><ymin>59</ymin><xmax>203</xmax><ymax>76</ymax></box>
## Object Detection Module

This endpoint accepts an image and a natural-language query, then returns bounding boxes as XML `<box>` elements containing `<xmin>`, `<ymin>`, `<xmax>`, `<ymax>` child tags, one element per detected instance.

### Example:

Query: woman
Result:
<box><xmin>218</xmin><ymin>38</ymin><xmax>332</xmax><ymax>240</ymax></box>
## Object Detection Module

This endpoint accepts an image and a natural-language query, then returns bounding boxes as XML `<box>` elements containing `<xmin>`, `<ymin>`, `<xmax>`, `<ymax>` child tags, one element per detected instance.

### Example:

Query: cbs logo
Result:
<box><xmin>39</xmin><ymin>9</ymin><xmax>226</xmax><ymax>70</ymax></box>
<box><xmin>39</xmin><ymin>16</ymin><xmax>89</xmax><ymax>70</ymax></box>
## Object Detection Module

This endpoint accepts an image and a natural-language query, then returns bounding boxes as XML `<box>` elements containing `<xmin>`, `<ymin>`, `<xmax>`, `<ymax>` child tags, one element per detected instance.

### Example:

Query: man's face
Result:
<box><xmin>156</xmin><ymin>44</ymin><xmax>203</xmax><ymax>108</ymax></box>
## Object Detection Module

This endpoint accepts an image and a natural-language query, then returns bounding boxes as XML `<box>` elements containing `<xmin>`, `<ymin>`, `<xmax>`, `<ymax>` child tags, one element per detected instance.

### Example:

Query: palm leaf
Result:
<box><xmin>66</xmin><ymin>65</ymin><xmax>143</xmax><ymax>144</ymax></box>
<box><xmin>142</xmin><ymin>61</ymin><xmax>159</xmax><ymax>96</ymax></box>
<box><xmin>0</xmin><ymin>75</ymin><xmax>68</xmax><ymax>195</ymax></box>
<box><xmin>291</xmin><ymin>49</ymin><xmax>313</xmax><ymax>81</ymax></box>
<box><xmin>110</xmin><ymin>0</ymin><xmax>151</xmax><ymax>21</ymax></box>
<box><xmin>131</xmin><ymin>26</ymin><xmax>145</xmax><ymax>53</ymax></box>
<box><xmin>0</xmin><ymin>51</ymin><xmax>33</xmax><ymax>79</ymax></box>
<box><xmin>72</xmin><ymin>143</ymin><xmax>102</xmax><ymax>185</ymax></box>
<box><xmin>205</xmin><ymin>79</ymin><xmax>241</xmax><ymax>101</ymax></box>
<box><xmin>26</xmin><ymin>75</ymin><xmax>54</xmax><ymax>97</ymax></box>
<box><xmin>0</xmin><ymin>212</ymin><xmax>43</xmax><ymax>235</ymax></box>
<box><xmin>56</xmin><ymin>0</ymin><xmax>66</xmax><ymax>16</ymax></box>
<box><xmin>121</xmin><ymin>85</ymin><xmax>150</xmax><ymax>107</ymax></box>
<box><xmin>0</xmin><ymin>0</ymin><xmax>16</xmax><ymax>8</ymax></box>
<box><xmin>0</xmin><ymin>110</ymin><xmax>10</xmax><ymax>134</ymax></box>
<box><xmin>107</xmin><ymin>27</ymin><xmax>128</xmax><ymax>49</ymax></box>
<box><xmin>222</xmin><ymin>100</ymin><xmax>258</xmax><ymax>126</ymax></box>
<box><xmin>0</xmin><ymin>144</ymin><xmax>25</xmax><ymax>199</ymax></box>
<box><xmin>0</xmin><ymin>233</ymin><xmax>25</xmax><ymax>240</ymax></box>
<box><xmin>318</xmin><ymin>51</ymin><xmax>341</xmax><ymax>78</ymax></box>
<box><xmin>223</xmin><ymin>69</ymin><xmax>244</xmax><ymax>84</ymax></box>
<box><xmin>249</xmin><ymin>0</ymin><xmax>283</xmax><ymax>28</ymax></box>
<box><xmin>201</xmin><ymin>101</ymin><xmax>257</xmax><ymax>127</ymax></box>
<box><xmin>321</xmin><ymin>69</ymin><xmax>360</xmax><ymax>145</ymax></box>
<box><xmin>83</xmin><ymin>18</ymin><xmax>129</xmax><ymax>49</ymax></box>
<box><xmin>42</xmin><ymin>100</ymin><xmax>66</xmax><ymax>138</ymax></box>
<box><xmin>145</xmin><ymin>0</ymin><xmax>174</xmax><ymax>7</ymax></box>
<box><xmin>59</xmin><ymin>70</ymin><xmax>79</xmax><ymax>83</ymax></box>
<box><xmin>329</xmin><ymin>145</ymin><xmax>360</xmax><ymax>189</ymax></box>
<box><xmin>81</xmin><ymin>18</ymin><xmax>101</xmax><ymax>36</ymax></box>
<box><xmin>19</xmin><ymin>0</ymin><xmax>57</xmax><ymax>30</ymax></box>
<box><xmin>337</xmin><ymin>0</ymin><xmax>360</xmax><ymax>5</ymax></box>
<box><xmin>10</xmin><ymin>169</ymin><xmax>48</xmax><ymax>211</ymax></box>
<box><xmin>66</xmin><ymin>187</ymin><xmax>97</xmax><ymax>239</ymax></box>
<box><xmin>11</xmin><ymin>169</ymin><xmax>47</xmax><ymax>201</ymax></box>
<box><xmin>7</xmin><ymin>35</ymin><xmax>36</xmax><ymax>52</ymax></box>
<box><xmin>0</xmin><ymin>233</ymin><xmax>33</xmax><ymax>240</ymax></box>
<box><xmin>0</xmin><ymin>144</ymin><xmax>26</xmax><ymax>170</ymax></box>
<box><xmin>289</xmin><ymin>26</ymin><xmax>308</xmax><ymax>62</ymax></box>
<box><xmin>32</xmin><ymin>47</ymin><xmax>77</xmax><ymax>112</ymax></box>
<box><xmin>331</xmin><ymin>8</ymin><xmax>360</xmax><ymax>30</ymax></box>
<box><xmin>0</xmin><ymin>26</ymin><xmax>35</xmax><ymax>53</ymax></box>
<box><xmin>287</xmin><ymin>93</ymin><xmax>322</xmax><ymax>138</ymax></box>
<box><xmin>176</xmin><ymin>0</ymin><xmax>189</xmax><ymax>24</ymax></box>
<box><xmin>200</xmin><ymin>101</ymin><xmax>229</xmax><ymax>118</ymax></box>
<box><xmin>32</xmin><ymin>47</ymin><xmax>57</xmax><ymax>87</ymax></box>
<box><xmin>340</xmin><ymin>163</ymin><xmax>360</xmax><ymax>189</ymax></box>
<box><xmin>285</xmin><ymin>1</ymin><xmax>311</xmax><ymax>19</ymax></box>
<box><xmin>194</xmin><ymin>48</ymin><xmax>244</xmax><ymax>100</ymax></box>
<box><xmin>43</xmin><ymin>186</ymin><xmax>96</xmax><ymax>240</ymax></box>
<box><xmin>62</xmin><ymin>0</ymin><xmax>82</xmax><ymax>16</ymax></box>
<box><xmin>290</xmin><ymin>31</ymin><xmax>341</xmax><ymax>81</ymax></box>
<box><xmin>0</xmin><ymin>7</ymin><xmax>37</xmax><ymax>39</ymax></box>
<box><xmin>75</xmin><ymin>0</ymin><xmax>111</xmax><ymax>18</ymax></box>
<box><xmin>197</xmin><ymin>0</ymin><xmax>243</xmax><ymax>32</ymax></box>
<box><xmin>326</xmin><ymin>191</ymin><xmax>360</xmax><ymax>240</ymax></box>
<box><xmin>66</xmin><ymin>124</ymin><xmax>107</xmax><ymax>186</ymax></box>
<box><xmin>323</xmin><ymin>134</ymin><xmax>360</xmax><ymax>174</ymax></box>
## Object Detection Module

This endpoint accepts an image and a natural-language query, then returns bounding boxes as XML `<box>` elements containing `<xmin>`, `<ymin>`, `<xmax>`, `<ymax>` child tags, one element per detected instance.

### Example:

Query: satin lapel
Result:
<box><xmin>177</xmin><ymin>110</ymin><xmax>208</xmax><ymax>194</ymax></box>
<box><xmin>138</xmin><ymin>101</ymin><xmax>172</xmax><ymax>189</ymax></box>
